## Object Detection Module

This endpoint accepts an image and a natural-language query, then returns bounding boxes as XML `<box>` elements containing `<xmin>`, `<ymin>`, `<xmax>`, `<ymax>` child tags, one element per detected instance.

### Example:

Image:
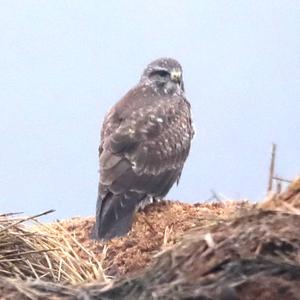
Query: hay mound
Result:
<box><xmin>56</xmin><ymin>200</ymin><xmax>250</xmax><ymax>277</ymax></box>
<box><xmin>2</xmin><ymin>209</ymin><xmax>300</xmax><ymax>299</ymax></box>
<box><xmin>114</xmin><ymin>210</ymin><xmax>300</xmax><ymax>300</ymax></box>
<box><xmin>1</xmin><ymin>176</ymin><xmax>300</xmax><ymax>299</ymax></box>
<box><xmin>0</xmin><ymin>211</ymin><xmax>105</xmax><ymax>284</ymax></box>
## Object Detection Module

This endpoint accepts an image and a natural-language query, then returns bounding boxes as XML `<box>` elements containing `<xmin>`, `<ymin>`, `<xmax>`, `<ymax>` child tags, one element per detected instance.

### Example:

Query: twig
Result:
<box><xmin>268</xmin><ymin>143</ymin><xmax>277</xmax><ymax>192</ymax></box>
<box><xmin>209</xmin><ymin>190</ymin><xmax>221</xmax><ymax>202</ymax></box>
<box><xmin>0</xmin><ymin>210</ymin><xmax>55</xmax><ymax>234</ymax></box>
<box><xmin>276</xmin><ymin>180</ymin><xmax>282</xmax><ymax>193</ymax></box>
<box><xmin>141</xmin><ymin>216</ymin><xmax>156</xmax><ymax>234</ymax></box>
<box><xmin>273</xmin><ymin>176</ymin><xmax>292</xmax><ymax>184</ymax></box>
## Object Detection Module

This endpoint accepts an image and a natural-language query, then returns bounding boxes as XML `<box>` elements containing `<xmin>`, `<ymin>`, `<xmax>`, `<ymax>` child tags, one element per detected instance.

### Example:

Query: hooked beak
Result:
<box><xmin>170</xmin><ymin>69</ymin><xmax>182</xmax><ymax>83</ymax></box>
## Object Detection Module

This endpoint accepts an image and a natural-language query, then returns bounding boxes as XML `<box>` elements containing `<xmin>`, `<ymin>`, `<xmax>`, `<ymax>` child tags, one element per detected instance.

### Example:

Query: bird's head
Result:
<box><xmin>140</xmin><ymin>58</ymin><xmax>184</xmax><ymax>95</ymax></box>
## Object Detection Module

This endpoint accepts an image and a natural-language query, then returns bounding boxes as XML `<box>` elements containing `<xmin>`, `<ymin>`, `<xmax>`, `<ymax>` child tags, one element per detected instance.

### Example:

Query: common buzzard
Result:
<box><xmin>95</xmin><ymin>58</ymin><xmax>194</xmax><ymax>240</ymax></box>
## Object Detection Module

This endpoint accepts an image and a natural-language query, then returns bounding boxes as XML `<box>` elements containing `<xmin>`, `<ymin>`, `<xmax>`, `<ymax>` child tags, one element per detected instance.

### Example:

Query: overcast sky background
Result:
<box><xmin>0</xmin><ymin>1</ymin><xmax>299</xmax><ymax>220</ymax></box>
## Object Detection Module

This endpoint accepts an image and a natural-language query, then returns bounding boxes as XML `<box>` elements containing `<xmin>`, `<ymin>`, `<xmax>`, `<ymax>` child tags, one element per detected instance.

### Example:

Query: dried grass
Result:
<box><xmin>1</xmin><ymin>177</ymin><xmax>300</xmax><ymax>299</ymax></box>
<box><xmin>259</xmin><ymin>175</ymin><xmax>300</xmax><ymax>213</ymax></box>
<box><xmin>0</xmin><ymin>211</ymin><xmax>106</xmax><ymax>285</ymax></box>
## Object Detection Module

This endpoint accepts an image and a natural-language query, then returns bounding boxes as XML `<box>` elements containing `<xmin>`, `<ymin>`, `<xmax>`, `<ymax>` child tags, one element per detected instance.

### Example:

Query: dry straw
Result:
<box><xmin>0</xmin><ymin>210</ymin><xmax>107</xmax><ymax>285</ymax></box>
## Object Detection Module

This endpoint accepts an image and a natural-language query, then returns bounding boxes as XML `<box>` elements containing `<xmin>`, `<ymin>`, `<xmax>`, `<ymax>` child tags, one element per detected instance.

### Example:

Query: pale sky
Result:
<box><xmin>0</xmin><ymin>1</ymin><xmax>299</xmax><ymax>220</ymax></box>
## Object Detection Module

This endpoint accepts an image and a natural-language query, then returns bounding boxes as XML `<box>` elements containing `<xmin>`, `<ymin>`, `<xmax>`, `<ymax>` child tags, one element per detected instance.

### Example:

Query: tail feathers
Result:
<box><xmin>94</xmin><ymin>191</ymin><xmax>146</xmax><ymax>240</ymax></box>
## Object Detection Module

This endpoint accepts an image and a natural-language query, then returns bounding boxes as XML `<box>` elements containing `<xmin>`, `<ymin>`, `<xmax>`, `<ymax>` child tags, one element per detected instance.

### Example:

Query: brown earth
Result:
<box><xmin>56</xmin><ymin>200</ymin><xmax>251</xmax><ymax>277</ymax></box>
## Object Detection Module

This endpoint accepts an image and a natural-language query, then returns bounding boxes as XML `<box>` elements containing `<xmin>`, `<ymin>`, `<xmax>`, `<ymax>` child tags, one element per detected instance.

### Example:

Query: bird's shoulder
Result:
<box><xmin>119</xmin><ymin>87</ymin><xmax>188</xmax><ymax>125</ymax></box>
<box><xmin>100</xmin><ymin>84</ymin><xmax>193</xmax><ymax>155</ymax></box>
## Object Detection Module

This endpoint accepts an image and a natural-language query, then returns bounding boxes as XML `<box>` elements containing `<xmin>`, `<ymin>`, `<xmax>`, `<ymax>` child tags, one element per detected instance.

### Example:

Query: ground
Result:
<box><xmin>56</xmin><ymin>200</ymin><xmax>250</xmax><ymax>277</ymax></box>
<box><xmin>0</xmin><ymin>176</ymin><xmax>299</xmax><ymax>299</ymax></box>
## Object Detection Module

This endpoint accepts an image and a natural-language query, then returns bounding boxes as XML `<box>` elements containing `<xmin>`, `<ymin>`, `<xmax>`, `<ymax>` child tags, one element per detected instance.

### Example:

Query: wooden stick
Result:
<box><xmin>268</xmin><ymin>143</ymin><xmax>277</xmax><ymax>192</ymax></box>
<box><xmin>276</xmin><ymin>180</ymin><xmax>282</xmax><ymax>193</ymax></box>
<box><xmin>210</xmin><ymin>190</ymin><xmax>221</xmax><ymax>202</ymax></box>
<box><xmin>273</xmin><ymin>176</ymin><xmax>292</xmax><ymax>184</ymax></box>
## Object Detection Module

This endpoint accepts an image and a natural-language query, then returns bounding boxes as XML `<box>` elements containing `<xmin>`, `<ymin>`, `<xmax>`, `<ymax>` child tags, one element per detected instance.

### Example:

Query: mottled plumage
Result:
<box><xmin>94</xmin><ymin>58</ymin><xmax>194</xmax><ymax>240</ymax></box>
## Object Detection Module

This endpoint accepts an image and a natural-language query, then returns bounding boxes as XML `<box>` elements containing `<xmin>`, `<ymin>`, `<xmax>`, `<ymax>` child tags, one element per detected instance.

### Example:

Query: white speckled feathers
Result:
<box><xmin>95</xmin><ymin>58</ymin><xmax>194</xmax><ymax>240</ymax></box>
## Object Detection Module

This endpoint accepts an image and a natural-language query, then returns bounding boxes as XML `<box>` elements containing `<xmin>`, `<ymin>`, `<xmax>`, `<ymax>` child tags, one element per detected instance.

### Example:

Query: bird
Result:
<box><xmin>94</xmin><ymin>58</ymin><xmax>194</xmax><ymax>240</ymax></box>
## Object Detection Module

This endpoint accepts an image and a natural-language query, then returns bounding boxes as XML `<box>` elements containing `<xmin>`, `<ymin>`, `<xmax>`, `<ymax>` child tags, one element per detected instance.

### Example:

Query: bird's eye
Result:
<box><xmin>151</xmin><ymin>70</ymin><xmax>170</xmax><ymax>78</ymax></box>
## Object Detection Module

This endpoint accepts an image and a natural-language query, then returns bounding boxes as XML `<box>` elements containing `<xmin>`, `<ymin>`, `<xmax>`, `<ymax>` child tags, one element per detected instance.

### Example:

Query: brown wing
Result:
<box><xmin>100</xmin><ymin>87</ymin><xmax>193</xmax><ymax>193</ymax></box>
